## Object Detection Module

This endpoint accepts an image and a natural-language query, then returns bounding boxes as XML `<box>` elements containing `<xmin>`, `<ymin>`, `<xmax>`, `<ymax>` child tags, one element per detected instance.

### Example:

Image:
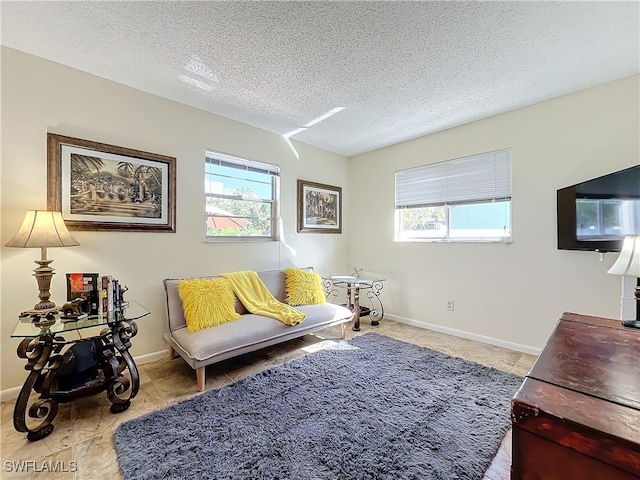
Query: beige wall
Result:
<box><xmin>0</xmin><ymin>47</ymin><xmax>349</xmax><ymax>391</ymax></box>
<box><xmin>348</xmin><ymin>75</ymin><xmax>640</xmax><ymax>351</ymax></box>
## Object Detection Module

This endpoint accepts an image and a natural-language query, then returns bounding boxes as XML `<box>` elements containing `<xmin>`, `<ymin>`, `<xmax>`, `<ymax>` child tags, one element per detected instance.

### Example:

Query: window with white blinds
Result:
<box><xmin>205</xmin><ymin>151</ymin><xmax>280</xmax><ymax>241</ymax></box>
<box><xmin>395</xmin><ymin>149</ymin><xmax>512</xmax><ymax>242</ymax></box>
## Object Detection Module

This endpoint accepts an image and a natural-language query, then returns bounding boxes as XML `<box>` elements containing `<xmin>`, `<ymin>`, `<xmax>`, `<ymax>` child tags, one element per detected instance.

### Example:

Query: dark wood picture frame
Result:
<box><xmin>47</xmin><ymin>133</ymin><xmax>176</xmax><ymax>232</ymax></box>
<box><xmin>297</xmin><ymin>179</ymin><xmax>342</xmax><ymax>233</ymax></box>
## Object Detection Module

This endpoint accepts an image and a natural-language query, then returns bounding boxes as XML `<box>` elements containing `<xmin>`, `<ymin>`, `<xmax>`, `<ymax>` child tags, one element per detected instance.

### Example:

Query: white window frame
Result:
<box><xmin>205</xmin><ymin>151</ymin><xmax>280</xmax><ymax>242</ymax></box>
<box><xmin>395</xmin><ymin>148</ymin><xmax>512</xmax><ymax>243</ymax></box>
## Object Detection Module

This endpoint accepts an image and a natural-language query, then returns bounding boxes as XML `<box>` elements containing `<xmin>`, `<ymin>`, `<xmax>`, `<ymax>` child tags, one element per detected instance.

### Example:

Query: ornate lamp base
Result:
<box><xmin>32</xmin><ymin>255</ymin><xmax>56</xmax><ymax>311</ymax></box>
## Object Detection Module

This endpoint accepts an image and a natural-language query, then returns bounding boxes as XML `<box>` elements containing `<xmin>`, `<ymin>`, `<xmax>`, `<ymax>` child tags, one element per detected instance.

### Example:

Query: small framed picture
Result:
<box><xmin>47</xmin><ymin>133</ymin><xmax>176</xmax><ymax>232</ymax></box>
<box><xmin>297</xmin><ymin>180</ymin><xmax>342</xmax><ymax>233</ymax></box>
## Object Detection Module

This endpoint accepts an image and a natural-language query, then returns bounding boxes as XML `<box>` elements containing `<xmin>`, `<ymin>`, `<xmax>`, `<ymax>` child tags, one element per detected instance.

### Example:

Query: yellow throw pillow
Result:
<box><xmin>284</xmin><ymin>268</ymin><xmax>326</xmax><ymax>306</ymax></box>
<box><xmin>178</xmin><ymin>278</ymin><xmax>241</xmax><ymax>333</ymax></box>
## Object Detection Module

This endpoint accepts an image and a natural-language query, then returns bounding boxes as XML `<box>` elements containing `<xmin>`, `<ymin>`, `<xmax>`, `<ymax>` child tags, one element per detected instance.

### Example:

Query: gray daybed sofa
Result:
<box><xmin>163</xmin><ymin>268</ymin><xmax>354</xmax><ymax>391</ymax></box>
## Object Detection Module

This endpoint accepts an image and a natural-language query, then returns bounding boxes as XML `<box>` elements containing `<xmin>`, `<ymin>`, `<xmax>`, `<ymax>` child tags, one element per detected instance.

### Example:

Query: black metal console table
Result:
<box><xmin>323</xmin><ymin>275</ymin><xmax>385</xmax><ymax>331</ymax></box>
<box><xmin>10</xmin><ymin>300</ymin><xmax>149</xmax><ymax>441</ymax></box>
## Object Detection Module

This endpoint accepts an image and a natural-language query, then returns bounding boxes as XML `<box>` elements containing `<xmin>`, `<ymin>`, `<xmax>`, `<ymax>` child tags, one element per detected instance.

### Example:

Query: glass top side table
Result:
<box><xmin>323</xmin><ymin>275</ymin><xmax>385</xmax><ymax>331</ymax></box>
<box><xmin>11</xmin><ymin>300</ymin><xmax>149</xmax><ymax>441</ymax></box>
<box><xmin>11</xmin><ymin>300</ymin><xmax>149</xmax><ymax>338</ymax></box>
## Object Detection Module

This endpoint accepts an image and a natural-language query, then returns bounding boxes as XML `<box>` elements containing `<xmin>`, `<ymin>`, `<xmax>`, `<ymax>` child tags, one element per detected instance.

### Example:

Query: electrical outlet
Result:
<box><xmin>447</xmin><ymin>300</ymin><xmax>454</xmax><ymax>311</ymax></box>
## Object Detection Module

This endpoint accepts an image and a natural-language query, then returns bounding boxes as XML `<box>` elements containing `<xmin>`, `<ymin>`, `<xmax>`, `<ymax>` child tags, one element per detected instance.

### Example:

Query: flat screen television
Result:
<box><xmin>557</xmin><ymin>165</ymin><xmax>640</xmax><ymax>252</ymax></box>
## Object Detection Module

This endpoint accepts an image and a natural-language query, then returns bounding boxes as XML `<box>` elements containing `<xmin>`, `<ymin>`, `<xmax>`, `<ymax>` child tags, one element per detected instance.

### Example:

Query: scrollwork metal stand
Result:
<box><xmin>322</xmin><ymin>278</ymin><xmax>340</xmax><ymax>304</ymax></box>
<box><xmin>364</xmin><ymin>280</ymin><xmax>385</xmax><ymax>326</ymax></box>
<box><xmin>13</xmin><ymin>316</ymin><xmax>140</xmax><ymax>441</ymax></box>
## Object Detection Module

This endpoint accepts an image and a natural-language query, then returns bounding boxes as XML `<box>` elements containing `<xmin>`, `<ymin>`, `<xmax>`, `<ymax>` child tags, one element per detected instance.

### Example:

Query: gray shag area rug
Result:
<box><xmin>114</xmin><ymin>333</ymin><xmax>522</xmax><ymax>480</ymax></box>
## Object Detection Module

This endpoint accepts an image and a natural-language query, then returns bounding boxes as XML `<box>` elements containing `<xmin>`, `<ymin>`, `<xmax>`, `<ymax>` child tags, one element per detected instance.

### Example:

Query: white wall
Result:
<box><xmin>348</xmin><ymin>75</ymin><xmax>640</xmax><ymax>351</ymax></box>
<box><xmin>0</xmin><ymin>47</ymin><xmax>349</xmax><ymax>391</ymax></box>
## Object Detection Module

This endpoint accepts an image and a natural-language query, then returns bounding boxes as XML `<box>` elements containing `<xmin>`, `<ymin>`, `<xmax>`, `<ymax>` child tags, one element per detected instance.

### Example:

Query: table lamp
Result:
<box><xmin>5</xmin><ymin>210</ymin><xmax>80</xmax><ymax>312</ymax></box>
<box><xmin>607</xmin><ymin>235</ymin><xmax>640</xmax><ymax>328</ymax></box>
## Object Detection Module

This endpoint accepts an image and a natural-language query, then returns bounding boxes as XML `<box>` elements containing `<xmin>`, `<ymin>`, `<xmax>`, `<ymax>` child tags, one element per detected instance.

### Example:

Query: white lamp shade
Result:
<box><xmin>607</xmin><ymin>236</ymin><xmax>640</xmax><ymax>277</ymax></box>
<box><xmin>5</xmin><ymin>210</ymin><xmax>80</xmax><ymax>248</ymax></box>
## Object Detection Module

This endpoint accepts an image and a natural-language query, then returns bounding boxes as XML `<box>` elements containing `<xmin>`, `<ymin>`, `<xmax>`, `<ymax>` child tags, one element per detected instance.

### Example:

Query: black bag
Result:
<box><xmin>55</xmin><ymin>339</ymin><xmax>101</xmax><ymax>391</ymax></box>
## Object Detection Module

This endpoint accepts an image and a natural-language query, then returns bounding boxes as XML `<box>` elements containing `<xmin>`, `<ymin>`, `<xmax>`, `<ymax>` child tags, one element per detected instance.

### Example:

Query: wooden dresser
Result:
<box><xmin>511</xmin><ymin>312</ymin><xmax>640</xmax><ymax>479</ymax></box>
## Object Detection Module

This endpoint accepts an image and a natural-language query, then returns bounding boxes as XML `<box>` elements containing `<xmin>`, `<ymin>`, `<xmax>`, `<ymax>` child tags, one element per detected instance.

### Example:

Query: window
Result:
<box><xmin>395</xmin><ymin>149</ymin><xmax>512</xmax><ymax>242</ymax></box>
<box><xmin>205</xmin><ymin>151</ymin><xmax>280</xmax><ymax>240</ymax></box>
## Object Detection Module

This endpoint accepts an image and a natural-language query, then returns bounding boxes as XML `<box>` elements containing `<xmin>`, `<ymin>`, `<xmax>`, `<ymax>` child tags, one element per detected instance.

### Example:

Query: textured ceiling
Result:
<box><xmin>1</xmin><ymin>1</ymin><xmax>639</xmax><ymax>157</ymax></box>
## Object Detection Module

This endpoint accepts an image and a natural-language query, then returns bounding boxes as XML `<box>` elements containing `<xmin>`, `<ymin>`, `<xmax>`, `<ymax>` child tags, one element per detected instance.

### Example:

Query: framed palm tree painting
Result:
<box><xmin>47</xmin><ymin>134</ymin><xmax>176</xmax><ymax>232</ymax></box>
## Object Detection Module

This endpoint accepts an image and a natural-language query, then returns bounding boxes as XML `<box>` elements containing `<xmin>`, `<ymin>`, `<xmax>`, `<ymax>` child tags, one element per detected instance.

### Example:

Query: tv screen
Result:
<box><xmin>557</xmin><ymin>165</ymin><xmax>640</xmax><ymax>252</ymax></box>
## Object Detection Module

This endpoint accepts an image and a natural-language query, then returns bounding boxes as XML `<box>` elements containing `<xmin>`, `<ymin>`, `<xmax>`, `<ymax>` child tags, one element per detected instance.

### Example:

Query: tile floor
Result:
<box><xmin>1</xmin><ymin>319</ymin><xmax>537</xmax><ymax>479</ymax></box>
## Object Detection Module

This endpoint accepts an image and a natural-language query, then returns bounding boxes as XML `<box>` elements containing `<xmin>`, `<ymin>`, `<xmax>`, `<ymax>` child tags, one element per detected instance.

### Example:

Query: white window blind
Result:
<box><xmin>205</xmin><ymin>152</ymin><xmax>280</xmax><ymax>177</ymax></box>
<box><xmin>395</xmin><ymin>149</ymin><xmax>512</xmax><ymax>208</ymax></box>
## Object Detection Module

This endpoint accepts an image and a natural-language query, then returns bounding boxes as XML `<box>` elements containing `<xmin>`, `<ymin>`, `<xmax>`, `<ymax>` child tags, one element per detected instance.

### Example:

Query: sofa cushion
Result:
<box><xmin>164</xmin><ymin>267</ymin><xmax>314</xmax><ymax>332</ymax></box>
<box><xmin>170</xmin><ymin>303</ymin><xmax>352</xmax><ymax>362</ymax></box>
<box><xmin>178</xmin><ymin>278</ymin><xmax>241</xmax><ymax>333</ymax></box>
<box><xmin>284</xmin><ymin>268</ymin><xmax>326</xmax><ymax>306</ymax></box>
<box><xmin>255</xmin><ymin>270</ymin><xmax>287</xmax><ymax>303</ymax></box>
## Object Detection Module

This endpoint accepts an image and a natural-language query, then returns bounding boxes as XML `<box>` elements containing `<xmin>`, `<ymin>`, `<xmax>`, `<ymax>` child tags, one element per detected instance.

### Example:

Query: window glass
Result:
<box><xmin>205</xmin><ymin>153</ymin><xmax>279</xmax><ymax>240</ymax></box>
<box><xmin>449</xmin><ymin>202</ymin><xmax>511</xmax><ymax>239</ymax></box>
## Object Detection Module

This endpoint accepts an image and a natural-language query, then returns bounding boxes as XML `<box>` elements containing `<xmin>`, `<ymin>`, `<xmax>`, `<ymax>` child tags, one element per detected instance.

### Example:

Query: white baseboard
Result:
<box><xmin>0</xmin><ymin>349</ymin><xmax>170</xmax><ymax>403</ymax></box>
<box><xmin>385</xmin><ymin>314</ymin><xmax>541</xmax><ymax>356</ymax></box>
<box><xmin>135</xmin><ymin>349</ymin><xmax>170</xmax><ymax>365</ymax></box>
